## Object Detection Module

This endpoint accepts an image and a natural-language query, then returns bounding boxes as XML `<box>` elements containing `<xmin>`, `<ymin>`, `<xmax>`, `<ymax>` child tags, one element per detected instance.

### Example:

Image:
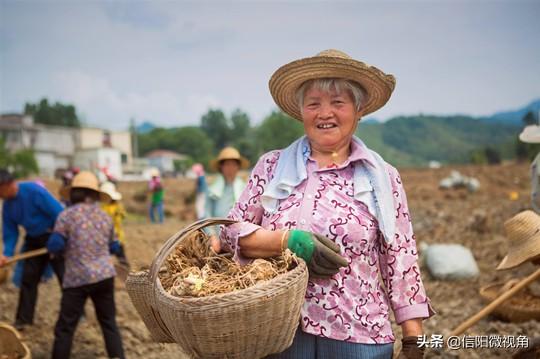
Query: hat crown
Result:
<box><xmin>269</xmin><ymin>48</ymin><xmax>395</xmax><ymax>122</ymax></box>
<box><xmin>100</xmin><ymin>182</ymin><xmax>116</xmax><ymax>193</ymax></box>
<box><xmin>100</xmin><ymin>181</ymin><xmax>121</xmax><ymax>200</ymax></box>
<box><xmin>316</xmin><ymin>49</ymin><xmax>351</xmax><ymax>60</ymax></box>
<box><xmin>218</xmin><ymin>147</ymin><xmax>241</xmax><ymax>161</ymax></box>
<box><xmin>504</xmin><ymin>210</ymin><xmax>540</xmax><ymax>243</ymax></box>
<box><xmin>71</xmin><ymin>171</ymin><xmax>99</xmax><ymax>190</ymax></box>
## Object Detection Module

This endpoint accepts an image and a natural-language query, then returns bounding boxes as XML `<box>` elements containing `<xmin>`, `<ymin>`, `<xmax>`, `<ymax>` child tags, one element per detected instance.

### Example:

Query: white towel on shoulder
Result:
<box><xmin>261</xmin><ymin>135</ymin><xmax>396</xmax><ymax>244</ymax></box>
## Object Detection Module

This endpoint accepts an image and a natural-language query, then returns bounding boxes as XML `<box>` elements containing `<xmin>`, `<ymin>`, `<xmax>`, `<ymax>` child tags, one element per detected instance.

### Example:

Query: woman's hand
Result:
<box><xmin>286</xmin><ymin>230</ymin><xmax>348</xmax><ymax>278</ymax></box>
<box><xmin>398</xmin><ymin>318</ymin><xmax>425</xmax><ymax>359</ymax></box>
<box><xmin>209</xmin><ymin>235</ymin><xmax>221</xmax><ymax>253</ymax></box>
<box><xmin>238</xmin><ymin>229</ymin><xmax>348</xmax><ymax>278</ymax></box>
<box><xmin>397</xmin><ymin>336</ymin><xmax>425</xmax><ymax>359</ymax></box>
<box><xmin>0</xmin><ymin>255</ymin><xmax>9</xmax><ymax>267</ymax></box>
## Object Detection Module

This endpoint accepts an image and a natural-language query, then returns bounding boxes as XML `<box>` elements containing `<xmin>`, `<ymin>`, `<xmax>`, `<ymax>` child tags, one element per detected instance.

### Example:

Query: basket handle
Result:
<box><xmin>149</xmin><ymin>217</ymin><xmax>237</xmax><ymax>287</ymax></box>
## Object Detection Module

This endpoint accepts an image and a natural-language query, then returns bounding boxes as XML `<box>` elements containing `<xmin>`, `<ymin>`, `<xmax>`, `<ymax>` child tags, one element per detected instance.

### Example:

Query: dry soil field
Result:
<box><xmin>1</xmin><ymin>163</ymin><xmax>539</xmax><ymax>358</ymax></box>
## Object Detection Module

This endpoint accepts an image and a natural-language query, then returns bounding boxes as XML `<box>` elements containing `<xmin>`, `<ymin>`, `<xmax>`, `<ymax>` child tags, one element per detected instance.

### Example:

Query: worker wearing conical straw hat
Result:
<box><xmin>206</xmin><ymin>147</ymin><xmax>249</xmax><ymax>239</ymax></box>
<box><xmin>497</xmin><ymin>210</ymin><xmax>540</xmax><ymax>270</ymax></box>
<box><xmin>215</xmin><ymin>50</ymin><xmax>433</xmax><ymax>359</ymax></box>
<box><xmin>46</xmin><ymin>171</ymin><xmax>125</xmax><ymax>358</ymax></box>
<box><xmin>496</xmin><ymin>210</ymin><xmax>540</xmax><ymax>358</ymax></box>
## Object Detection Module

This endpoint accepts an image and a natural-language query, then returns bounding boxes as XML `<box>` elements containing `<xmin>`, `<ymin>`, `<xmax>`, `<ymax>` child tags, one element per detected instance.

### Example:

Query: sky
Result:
<box><xmin>1</xmin><ymin>0</ymin><xmax>539</xmax><ymax>130</ymax></box>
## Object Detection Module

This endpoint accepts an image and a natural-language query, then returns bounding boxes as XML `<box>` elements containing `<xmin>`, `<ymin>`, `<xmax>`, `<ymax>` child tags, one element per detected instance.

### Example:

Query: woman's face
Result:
<box><xmin>220</xmin><ymin>159</ymin><xmax>240</xmax><ymax>183</ymax></box>
<box><xmin>301</xmin><ymin>85</ymin><xmax>361</xmax><ymax>152</ymax></box>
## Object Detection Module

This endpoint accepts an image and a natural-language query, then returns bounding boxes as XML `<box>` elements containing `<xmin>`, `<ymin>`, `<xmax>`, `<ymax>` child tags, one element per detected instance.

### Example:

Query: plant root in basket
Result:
<box><xmin>159</xmin><ymin>230</ymin><xmax>298</xmax><ymax>297</ymax></box>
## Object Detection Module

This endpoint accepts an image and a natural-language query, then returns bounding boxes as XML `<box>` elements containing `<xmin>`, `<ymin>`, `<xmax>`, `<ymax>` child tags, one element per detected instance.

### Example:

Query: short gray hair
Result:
<box><xmin>296</xmin><ymin>78</ymin><xmax>366</xmax><ymax>113</ymax></box>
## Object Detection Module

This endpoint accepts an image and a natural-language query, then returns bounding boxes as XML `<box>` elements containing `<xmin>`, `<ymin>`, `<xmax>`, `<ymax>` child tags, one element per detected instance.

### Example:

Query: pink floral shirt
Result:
<box><xmin>220</xmin><ymin>143</ymin><xmax>433</xmax><ymax>344</ymax></box>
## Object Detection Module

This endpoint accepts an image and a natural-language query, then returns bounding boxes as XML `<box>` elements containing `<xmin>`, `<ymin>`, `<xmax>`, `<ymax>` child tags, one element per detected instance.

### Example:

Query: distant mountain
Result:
<box><xmin>483</xmin><ymin>99</ymin><xmax>540</xmax><ymax>126</ymax></box>
<box><xmin>362</xmin><ymin>117</ymin><xmax>380</xmax><ymax>124</ymax></box>
<box><xmin>136</xmin><ymin>121</ymin><xmax>156</xmax><ymax>133</ymax></box>
<box><xmin>355</xmin><ymin>99</ymin><xmax>540</xmax><ymax>166</ymax></box>
<box><xmin>357</xmin><ymin>114</ymin><xmax>521</xmax><ymax>167</ymax></box>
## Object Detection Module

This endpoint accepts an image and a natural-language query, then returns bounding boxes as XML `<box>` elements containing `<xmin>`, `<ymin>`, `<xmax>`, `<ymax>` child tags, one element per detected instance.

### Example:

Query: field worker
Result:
<box><xmin>518</xmin><ymin>125</ymin><xmax>540</xmax><ymax>213</ymax></box>
<box><xmin>496</xmin><ymin>210</ymin><xmax>540</xmax><ymax>359</ymax></box>
<box><xmin>47</xmin><ymin>171</ymin><xmax>124</xmax><ymax>359</ymax></box>
<box><xmin>218</xmin><ymin>50</ymin><xmax>434</xmax><ymax>359</ymax></box>
<box><xmin>0</xmin><ymin>169</ymin><xmax>64</xmax><ymax>330</ymax></box>
<box><xmin>148</xmin><ymin>168</ymin><xmax>164</xmax><ymax>223</ymax></box>
<box><xmin>58</xmin><ymin>167</ymin><xmax>79</xmax><ymax>206</ymax></box>
<box><xmin>206</xmin><ymin>147</ymin><xmax>249</xmax><ymax>244</ymax></box>
<box><xmin>100</xmin><ymin>181</ymin><xmax>129</xmax><ymax>267</ymax></box>
<box><xmin>192</xmin><ymin>163</ymin><xmax>208</xmax><ymax>220</ymax></box>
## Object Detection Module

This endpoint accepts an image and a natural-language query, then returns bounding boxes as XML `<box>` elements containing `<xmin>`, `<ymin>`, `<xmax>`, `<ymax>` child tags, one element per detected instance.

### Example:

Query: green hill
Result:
<box><xmin>357</xmin><ymin>115</ymin><xmax>521</xmax><ymax>167</ymax></box>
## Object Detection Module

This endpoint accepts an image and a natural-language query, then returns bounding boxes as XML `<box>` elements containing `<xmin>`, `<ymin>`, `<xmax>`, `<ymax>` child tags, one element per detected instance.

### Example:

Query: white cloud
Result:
<box><xmin>52</xmin><ymin>70</ymin><xmax>218</xmax><ymax>128</ymax></box>
<box><xmin>1</xmin><ymin>1</ymin><xmax>539</xmax><ymax>129</ymax></box>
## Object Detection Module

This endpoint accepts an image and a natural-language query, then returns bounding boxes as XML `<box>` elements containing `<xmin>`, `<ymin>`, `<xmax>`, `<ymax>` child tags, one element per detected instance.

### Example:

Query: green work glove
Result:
<box><xmin>287</xmin><ymin>230</ymin><xmax>349</xmax><ymax>278</ymax></box>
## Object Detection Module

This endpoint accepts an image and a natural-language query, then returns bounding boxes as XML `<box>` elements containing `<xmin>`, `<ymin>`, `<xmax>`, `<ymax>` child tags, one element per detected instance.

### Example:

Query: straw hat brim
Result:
<box><xmin>269</xmin><ymin>55</ymin><xmax>396</xmax><ymax>121</ymax></box>
<box><xmin>105</xmin><ymin>191</ymin><xmax>122</xmax><ymax>201</ymax></box>
<box><xmin>496</xmin><ymin>233</ymin><xmax>540</xmax><ymax>270</ymax></box>
<box><xmin>60</xmin><ymin>185</ymin><xmax>112</xmax><ymax>203</ymax></box>
<box><xmin>210</xmin><ymin>157</ymin><xmax>250</xmax><ymax>172</ymax></box>
<box><xmin>101</xmin><ymin>187</ymin><xmax>122</xmax><ymax>201</ymax></box>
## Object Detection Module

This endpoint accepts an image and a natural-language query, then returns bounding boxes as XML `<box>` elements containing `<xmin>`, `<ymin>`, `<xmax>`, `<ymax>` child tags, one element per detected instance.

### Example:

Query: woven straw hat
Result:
<box><xmin>100</xmin><ymin>181</ymin><xmax>122</xmax><ymax>201</ymax></box>
<box><xmin>60</xmin><ymin>171</ymin><xmax>111</xmax><ymax>202</ymax></box>
<box><xmin>269</xmin><ymin>49</ymin><xmax>396</xmax><ymax>121</ymax></box>
<box><xmin>497</xmin><ymin>210</ymin><xmax>540</xmax><ymax>270</ymax></box>
<box><xmin>519</xmin><ymin>125</ymin><xmax>540</xmax><ymax>144</ymax></box>
<box><xmin>210</xmin><ymin>147</ymin><xmax>250</xmax><ymax>171</ymax></box>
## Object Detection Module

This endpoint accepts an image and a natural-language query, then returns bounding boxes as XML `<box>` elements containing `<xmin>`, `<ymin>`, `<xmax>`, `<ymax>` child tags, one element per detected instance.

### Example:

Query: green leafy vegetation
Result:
<box><xmin>137</xmin><ymin>109</ymin><xmax>528</xmax><ymax>168</ymax></box>
<box><xmin>24</xmin><ymin>98</ymin><xmax>81</xmax><ymax>127</ymax></box>
<box><xmin>0</xmin><ymin>139</ymin><xmax>39</xmax><ymax>177</ymax></box>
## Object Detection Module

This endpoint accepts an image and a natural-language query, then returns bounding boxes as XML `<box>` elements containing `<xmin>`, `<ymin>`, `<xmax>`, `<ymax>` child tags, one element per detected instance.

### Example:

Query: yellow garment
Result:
<box><xmin>101</xmin><ymin>201</ymin><xmax>126</xmax><ymax>244</ymax></box>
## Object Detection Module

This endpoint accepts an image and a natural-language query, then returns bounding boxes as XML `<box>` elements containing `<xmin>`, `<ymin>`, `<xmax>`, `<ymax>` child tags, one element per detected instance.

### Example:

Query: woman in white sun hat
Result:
<box><xmin>206</xmin><ymin>147</ymin><xmax>249</xmax><ymax>243</ymax></box>
<box><xmin>519</xmin><ymin>124</ymin><xmax>540</xmax><ymax>213</ymax></box>
<box><xmin>101</xmin><ymin>181</ymin><xmax>129</xmax><ymax>267</ymax></box>
<box><xmin>217</xmin><ymin>50</ymin><xmax>433</xmax><ymax>359</ymax></box>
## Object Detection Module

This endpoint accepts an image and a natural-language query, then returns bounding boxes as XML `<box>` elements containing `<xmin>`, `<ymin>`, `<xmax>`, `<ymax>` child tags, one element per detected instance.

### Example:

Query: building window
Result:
<box><xmin>103</xmin><ymin>131</ymin><xmax>112</xmax><ymax>147</ymax></box>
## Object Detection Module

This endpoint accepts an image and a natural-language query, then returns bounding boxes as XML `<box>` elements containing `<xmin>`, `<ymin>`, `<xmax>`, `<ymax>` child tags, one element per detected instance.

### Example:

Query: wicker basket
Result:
<box><xmin>0</xmin><ymin>322</ymin><xmax>31</xmax><ymax>359</ymax></box>
<box><xmin>126</xmin><ymin>218</ymin><xmax>309</xmax><ymax>359</ymax></box>
<box><xmin>479</xmin><ymin>282</ymin><xmax>540</xmax><ymax>323</ymax></box>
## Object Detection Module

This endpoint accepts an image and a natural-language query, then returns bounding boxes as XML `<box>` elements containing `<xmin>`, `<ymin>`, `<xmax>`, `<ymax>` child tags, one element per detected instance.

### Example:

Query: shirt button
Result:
<box><xmin>307</xmin><ymin>194</ymin><xmax>313</xmax><ymax>199</ymax></box>
<box><xmin>300</xmin><ymin>219</ymin><xmax>306</xmax><ymax>225</ymax></box>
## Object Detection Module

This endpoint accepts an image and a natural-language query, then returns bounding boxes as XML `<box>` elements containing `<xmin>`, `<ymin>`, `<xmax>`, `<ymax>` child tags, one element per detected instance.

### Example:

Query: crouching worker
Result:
<box><xmin>47</xmin><ymin>171</ymin><xmax>125</xmax><ymax>359</ymax></box>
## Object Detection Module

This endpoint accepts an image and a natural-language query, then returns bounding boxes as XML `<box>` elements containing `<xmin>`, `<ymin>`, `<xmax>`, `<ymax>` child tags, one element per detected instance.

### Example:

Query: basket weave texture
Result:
<box><xmin>479</xmin><ymin>282</ymin><xmax>540</xmax><ymax>323</ymax></box>
<box><xmin>126</xmin><ymin>218</ymin><xmax>309</xmax><ymax>359</ymax></box>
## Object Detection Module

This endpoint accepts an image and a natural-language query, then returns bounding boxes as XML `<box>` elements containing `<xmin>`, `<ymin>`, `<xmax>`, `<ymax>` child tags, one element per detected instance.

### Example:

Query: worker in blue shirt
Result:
<box><xmin>0</xmin><ymin>169</ymin><xmax>65</xmax><ymax>329</ymax></box>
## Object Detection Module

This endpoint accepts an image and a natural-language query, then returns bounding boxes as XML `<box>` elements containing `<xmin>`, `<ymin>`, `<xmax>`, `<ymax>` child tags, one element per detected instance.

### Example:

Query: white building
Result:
<box><xmin>0</xmin><ymin>114</ymin><xmax>133</xmax><ymax>178</ymax></box>
<box><xmin>146</xmin><ymin>149</ymin><xmax>188</xmax><ymax>176</ymax></box>
<box><xmin>73</xmin><ymin>147</ymin><xmax>122</xmax><ymax>181</ymax></box>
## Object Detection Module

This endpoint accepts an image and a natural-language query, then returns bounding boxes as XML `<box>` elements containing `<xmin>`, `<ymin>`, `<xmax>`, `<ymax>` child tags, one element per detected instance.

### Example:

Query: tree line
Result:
<box><xmin>137</xmin><ymin>109</ymin><xmax>304</xmax><ymax>168</ymax></box>
<box><xmin>10</xmin><ymin>98</ymin><xmax>540</xmax><ymax>175</ymax></box>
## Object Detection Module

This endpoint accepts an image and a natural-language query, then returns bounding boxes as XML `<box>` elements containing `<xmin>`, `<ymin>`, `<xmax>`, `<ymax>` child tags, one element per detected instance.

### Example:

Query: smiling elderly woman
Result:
<box><xmin>218</xmin><ymin>50</ymin><xmax>434</xmax><ymax>359</ymax></box>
